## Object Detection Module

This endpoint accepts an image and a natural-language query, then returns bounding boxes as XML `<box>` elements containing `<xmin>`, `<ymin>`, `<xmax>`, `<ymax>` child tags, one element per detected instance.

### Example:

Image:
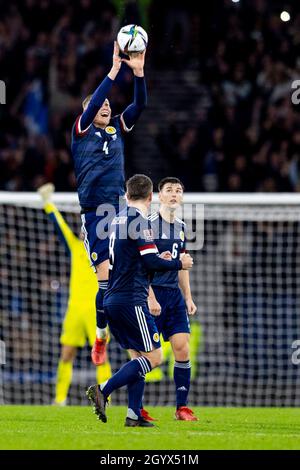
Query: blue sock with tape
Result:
<box><xmin>101</xmin><ymin>357</ymin><xmax>151</xmax><ymax>398</ymax></box>
<box><xmin>174</xmin><ymin>360</ymin><xmax>191</xmax><ymax>408</ymax></box>
<box><xmin>96</xmin><ymin>280</ymin><xmax>108</xmax><ymax>335</ymax></box>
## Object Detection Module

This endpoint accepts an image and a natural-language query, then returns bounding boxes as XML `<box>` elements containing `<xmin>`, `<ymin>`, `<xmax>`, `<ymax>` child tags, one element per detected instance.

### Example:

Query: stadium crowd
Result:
<box><xmin>0</xmin><ymin>0</ymin><xmax>300</xmax><ymax>192</ymax></box>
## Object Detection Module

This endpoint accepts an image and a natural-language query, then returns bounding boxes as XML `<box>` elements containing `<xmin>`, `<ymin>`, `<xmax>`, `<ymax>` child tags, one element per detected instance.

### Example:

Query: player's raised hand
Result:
<box><xmin>186</xmin><ymin>298</ymin><xmax>197</xmax><ymax>316</ymax></box>
<box><xmin>180</xmin><ymin>253</ymin><xmax>194</xmax><ymax>270</ymax></box>
<box><xmin>108</xmin><ymin>42</ymin><xmax>122</xmax><ymax>80</ymax></box>
<box><xmin>37</xmin><ymin>183</ymin><xmax>55</xmax><ymax>204</ymax></box>
<box><xmin>159</xmin><ymin>251</ymin><xmax>172</xmax><ymax>260</ymax></box>
<box><xmin>112</xmin><ymin>41</ymin><xmax>122</xmax><ymax>70</ymax></box>
<box><xmin>122</xmin><ymin>49</ymin><xmax>146</xmax><ymax>77</ymax></box>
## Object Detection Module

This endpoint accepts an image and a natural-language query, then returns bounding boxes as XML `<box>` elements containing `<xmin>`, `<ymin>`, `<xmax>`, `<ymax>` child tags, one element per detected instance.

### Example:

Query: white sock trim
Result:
<box><xmin>174</xmin><ymin>361</ymin><xmax>191</xmax><ymax>369</ymax></box>
<box><xmin>127</xmin><ymin>408</ymin><xmax>139</xmax><ymax>420</ymax></box>
<box><xmin>100</xmin><ymin>380</ymin><xmax>108</xmax><ymax>391</ymax></box>
<box><xmin>96</xmin><ymin>327</ymin><xmax>107</xmax><ymax>339</ymax></box>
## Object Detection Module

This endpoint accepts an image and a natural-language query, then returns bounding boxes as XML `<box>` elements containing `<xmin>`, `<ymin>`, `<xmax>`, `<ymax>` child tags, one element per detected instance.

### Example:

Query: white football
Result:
<box><xmin>117</xmin><ymin>24</ymin><xmax>148</xmax><ymax>53</ymax></box>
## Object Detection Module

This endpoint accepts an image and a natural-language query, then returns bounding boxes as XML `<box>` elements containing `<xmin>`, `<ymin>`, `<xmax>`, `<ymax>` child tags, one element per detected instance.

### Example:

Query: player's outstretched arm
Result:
<box><xmin>140</xmin><ymin>247</ymin><xmax>193</xmax><ymax>272</ymax></box>
<box><xmin>131</xmin><ymin>217</ymin><xmax>193</xmax><ymax>272</ymax></box>
<box><xmin>120</xmin><ymin>50</ymin><xmax>147</xmax><ymax>132</ymax></box>
<box><xmin>37</xmin><ymin>183</ymin><xmax>76</xmax><ymax>253</ymax></box>
<box><xmin>79</xmin><ymin>42</ymin><xmax>122</xmax><ymax>132</ymax></box>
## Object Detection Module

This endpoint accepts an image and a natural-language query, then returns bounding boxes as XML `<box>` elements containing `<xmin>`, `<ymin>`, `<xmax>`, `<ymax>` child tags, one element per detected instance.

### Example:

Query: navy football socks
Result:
<box><xmin>96</xmin><ymin>280</ymin><xmax>108</xmax><ymax>332</ymax></box>
<box><xmin>174</xmin><ymin>360</ymin><xmax>191</xmax><ymax>409</ymax></box>
<box><xmin>127</xmin><ymin>374</ymin><xmax>145</xmax><ymax>419</ymax></box>
<box><xmin>101</xmin><ymin>357</ymin><xmax>151</xmax><ymax>398</ymax></box>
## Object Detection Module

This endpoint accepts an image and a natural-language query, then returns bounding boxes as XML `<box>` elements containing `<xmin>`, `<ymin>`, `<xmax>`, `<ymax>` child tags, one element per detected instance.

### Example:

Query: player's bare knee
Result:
<box><xmin>153</xmin><ymin>348</ymin><xmax>163</xmax><ymax>367</ymax></box>
<box><xmin>96</xmin><ymin>260</ymin><xmax>110</xmax><ymax>280</ymax></box>
<box><xmin>174</xmin><ymin>349</ymin><xmax>189</xmax><ymax>362</ymax></box>
<box><xmin>173</xmin><ymin>343</ymin><xmax>190</xmax><ymax>361</ymax></box>
<box><xmin>143</xmin><ymin>347</ymin><xmax>163</xmax><ymax>369</ymax></box>
<box><xmin>61</xmin><ymin>346</ymin><xmax>76</xmax><ymax>362</ymax></box>
<box><xmin>170</xmin><ymin>334</ymin><xmax>190</xmax><ymax>360</ymax></box>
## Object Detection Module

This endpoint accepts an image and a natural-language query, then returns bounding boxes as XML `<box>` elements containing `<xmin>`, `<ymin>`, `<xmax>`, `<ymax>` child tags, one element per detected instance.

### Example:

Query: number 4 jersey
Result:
<box><xmin>148</xmin><ymin>211</ymin><xmax>186</xmax><ymax>288</ymax></box>
<box><xmin>71</xmin><ymin>115</ymin><xmax>127</xmax><ymax>209</ymax></box>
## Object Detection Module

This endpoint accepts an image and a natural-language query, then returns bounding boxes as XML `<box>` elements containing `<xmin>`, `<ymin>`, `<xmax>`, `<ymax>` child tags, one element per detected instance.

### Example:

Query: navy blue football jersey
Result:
<box><xmin>71</xmin><ymin>115</ymin><xmax>127</xmax><ymax>209</ymax></box>
<box><xmin>104</xmin><ymin>207</ymin><xmax>182</xmax><ymax>306</ymax></box>
<box><xmin>149</xmin><ymin>211</ymin><xmax>186</xmax><ymax>288</ymax></box>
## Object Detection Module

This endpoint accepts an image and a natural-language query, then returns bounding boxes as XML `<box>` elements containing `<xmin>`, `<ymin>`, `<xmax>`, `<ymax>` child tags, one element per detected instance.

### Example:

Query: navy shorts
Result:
<box><xmin>152</xmin><ymin>287</ymin><xmax>190</xmax><ymax>341</ymax></box>
<box><xmin>81</xmin><ymin>204</ymin><xmax>122</xmax><ymax>269</ymax></box>
<box><xmin>104</xmin><ymin>303</ymin><xmax>161</xmax><ymax>352</ymax></box>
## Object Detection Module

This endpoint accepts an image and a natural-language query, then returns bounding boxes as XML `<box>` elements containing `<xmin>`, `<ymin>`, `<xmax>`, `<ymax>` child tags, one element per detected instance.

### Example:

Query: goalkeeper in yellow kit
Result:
<box><xmin>37</xmin><ymin>184</ymin><xmax>112</xmax><ymax>405</ymax></box>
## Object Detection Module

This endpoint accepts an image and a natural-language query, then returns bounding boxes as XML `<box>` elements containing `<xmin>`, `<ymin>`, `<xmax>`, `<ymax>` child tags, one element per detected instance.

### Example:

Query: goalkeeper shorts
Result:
<box><xmin>60</xmin><ymin>307</ymin><xmax>96</xmax><ymax>348</ymax></box>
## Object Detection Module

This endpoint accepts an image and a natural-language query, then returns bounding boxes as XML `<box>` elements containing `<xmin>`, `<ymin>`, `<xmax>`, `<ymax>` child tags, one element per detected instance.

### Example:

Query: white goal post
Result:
<box><xmin>1</xmin><ymin>192</ymin><xmax>300</xmax><ymax>406</ymax></box>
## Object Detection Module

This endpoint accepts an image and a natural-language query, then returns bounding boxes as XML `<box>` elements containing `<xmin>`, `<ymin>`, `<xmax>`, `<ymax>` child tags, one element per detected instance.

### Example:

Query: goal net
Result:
<box><xmin>1</xmin><ymin>192</ymin><xmax>300</xmax><ymax>406</ymax></box>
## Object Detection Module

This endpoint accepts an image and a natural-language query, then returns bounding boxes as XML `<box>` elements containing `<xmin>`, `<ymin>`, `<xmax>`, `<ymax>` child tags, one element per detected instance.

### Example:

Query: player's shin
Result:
<box><xmin>100</xmin><ymin>357</ymin><xmax>151</xmax><ymax>398</ymax></box>
<box><xmin>96</xmin><ymin>280</ymin><xmax>108</xmax><ymax>338</ymax></box>
<box><xmin>174</xmin><ymin>360</ymin><xmax>191</xmax><ymax>408</ymax></box>
<box><xmin>127</xmin><ymin>374</ymin><xmax>145</xmax><ymax>420</ymax></box>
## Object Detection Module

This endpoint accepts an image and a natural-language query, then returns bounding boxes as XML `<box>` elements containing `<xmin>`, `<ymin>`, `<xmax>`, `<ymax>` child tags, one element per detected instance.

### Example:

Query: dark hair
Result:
<box><xmin>126</xmin><ymin>174</ymin><xmax>153</xmax><ymax>200</ymax></box>
<box><xmin>158</xmin><ymin>177</ymin><xmax>185</xmax><ymax>192</ymax></box>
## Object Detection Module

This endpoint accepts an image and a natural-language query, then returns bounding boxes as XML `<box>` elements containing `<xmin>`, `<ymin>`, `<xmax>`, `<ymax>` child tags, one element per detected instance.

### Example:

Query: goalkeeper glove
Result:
<box><xmin>37</xmin><ymin>183</ymin><xmax>55</xmax><ymax>204</ymax></box>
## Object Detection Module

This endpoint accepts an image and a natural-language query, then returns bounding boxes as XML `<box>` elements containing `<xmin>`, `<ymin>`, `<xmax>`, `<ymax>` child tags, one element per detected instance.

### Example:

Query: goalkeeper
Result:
<box><xmin>38</xmin><ymin>184</ymin><xmax>112</xmax><ymax>405</ymax></box>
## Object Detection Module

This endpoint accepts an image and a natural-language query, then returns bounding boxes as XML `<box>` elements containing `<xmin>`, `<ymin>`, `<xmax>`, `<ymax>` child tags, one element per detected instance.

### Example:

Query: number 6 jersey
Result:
<box><xmin>148</xmin><ymin>211</ymin><xmax>186</xmax><ymax>289</ymax></box>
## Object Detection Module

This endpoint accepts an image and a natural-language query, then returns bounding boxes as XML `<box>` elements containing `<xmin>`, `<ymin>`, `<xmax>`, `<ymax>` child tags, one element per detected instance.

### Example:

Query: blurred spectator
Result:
<box><xmin>0</xmin><ymin>0</ymin><xmax>128</xmax><ymax>191</ymax></box>
<box><xmin>1</xmin><ymin>0</ymin><xmax>300</xmax><ymax>192</ymax></box>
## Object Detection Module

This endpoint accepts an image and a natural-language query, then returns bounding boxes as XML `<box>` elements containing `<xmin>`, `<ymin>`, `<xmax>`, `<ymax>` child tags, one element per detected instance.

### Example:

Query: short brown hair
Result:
<box><xmin>126</xmin><ymin>174</ymin><xmax>153</xmax><ymax>201</ymax></box>
<box><xmin>158</xmin><ymin>177</ymin><xmax>185</xmax><ymax>192</ymax></box>
<box><xmin>82</xmin><ymin>94</ymin><xmax>92</xmax><ymax>110</ymax></box>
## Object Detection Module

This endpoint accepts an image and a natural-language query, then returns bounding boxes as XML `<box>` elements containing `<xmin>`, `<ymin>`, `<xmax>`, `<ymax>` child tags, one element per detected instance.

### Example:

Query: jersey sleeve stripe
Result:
<box><xmin>175</xmin><ymin>216</ymin><xmax>186</xmax><ymax>226</ymax></box>
<box><xmin>120</xmin><ymin>113</ymin><xmax>134</xmax><ymax>133</ymax></box>
<box><xmin>140</xmin><ymin>248</ymin><xmax>158</xmax><ymax>256</ymax></box>
<box><xmin>148</xmin><ymin>212</ymin><xmax>159</xmax><ymax>221</ymax></box>
<box><xmin>139</xmin><ymin>244</ymin><xmax>157</xmax><ymax>251</ymax></box>
<box><xmin>139</xmin><ymin>244</ymin><xmax>158</xmax><ymax>256</ymax></box>
<box><xmin>75</xmin><ymin>115</ymin><xmax>91</xmax><ymax>136</ymax></box>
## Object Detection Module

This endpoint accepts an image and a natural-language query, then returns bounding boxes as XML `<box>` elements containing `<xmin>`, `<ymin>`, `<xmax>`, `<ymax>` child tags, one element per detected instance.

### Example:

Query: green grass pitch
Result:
<box><xmin>1</xmin><ymin>406</ymin><xmax>300</xmax><ymax>450</ymax></box>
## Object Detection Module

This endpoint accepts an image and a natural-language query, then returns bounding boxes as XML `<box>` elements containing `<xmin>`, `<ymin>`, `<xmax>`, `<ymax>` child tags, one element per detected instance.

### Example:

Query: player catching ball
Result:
<box><xmin>71</xmin><ymin>41</ymin><xmax>147</xmax><ymax>367</ymax></box>
<box><xmin>148</xmin><ymin>177</ymin><xmax>198</xmax><ymax>421</ymax></box>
